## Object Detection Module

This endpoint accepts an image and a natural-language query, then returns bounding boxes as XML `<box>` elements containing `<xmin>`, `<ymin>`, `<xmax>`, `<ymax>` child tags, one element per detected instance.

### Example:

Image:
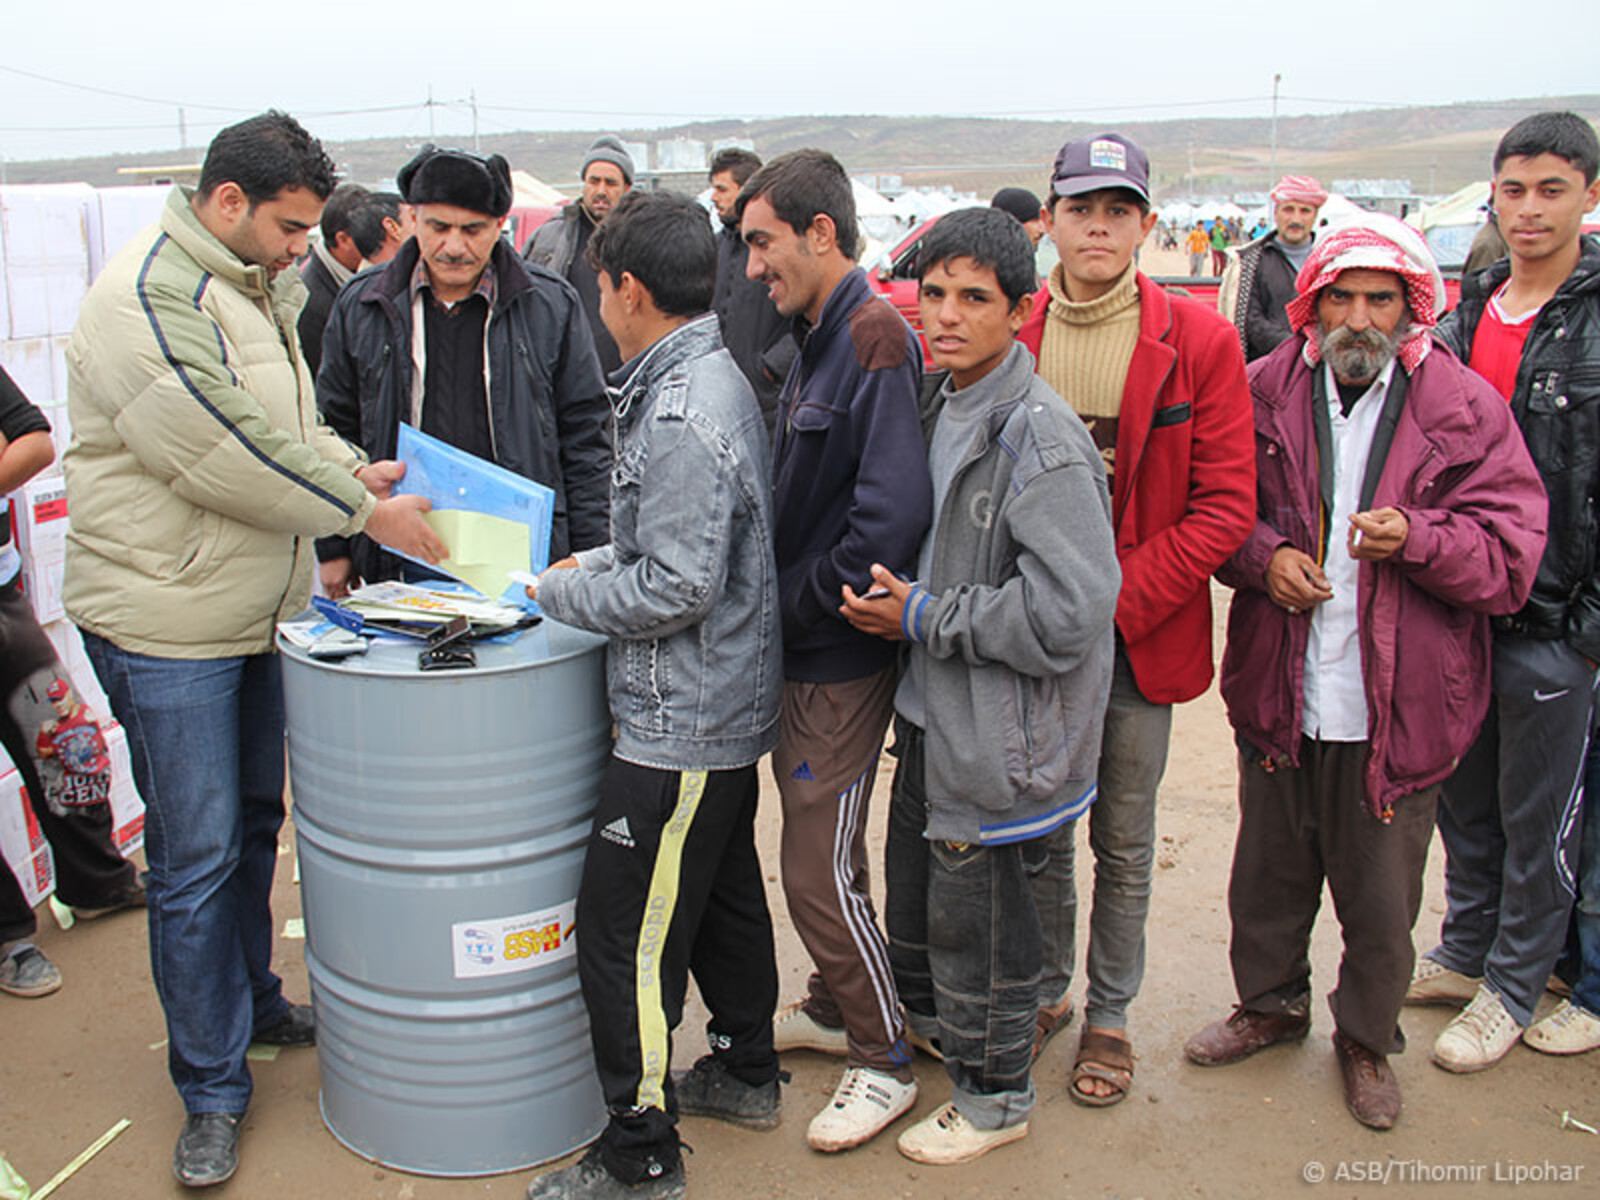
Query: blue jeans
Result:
<box><xmin>82</xmin><ymin>634</ymin><xmax>291</xmax><ymax>1114</ymax></box>
<box><xmin>886</xmin><ymin>722</ymin><xmax>1040</xmax><ymax>1130</ymax></box>
<box><xmin>1034</xmin><ymin>647</ymin><xmax>1172</xmax><ymax>1028</ymax></box>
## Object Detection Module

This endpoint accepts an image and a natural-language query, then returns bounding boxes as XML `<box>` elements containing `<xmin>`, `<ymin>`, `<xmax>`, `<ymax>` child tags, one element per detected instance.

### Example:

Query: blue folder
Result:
<box><xmin>391</xmin><ymin>424</ymin><xmax>555</xmax><ymax>603</ymax></box>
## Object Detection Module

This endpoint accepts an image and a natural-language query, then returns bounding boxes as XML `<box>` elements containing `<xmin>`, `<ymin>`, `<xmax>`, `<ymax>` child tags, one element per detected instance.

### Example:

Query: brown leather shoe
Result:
<box><xmin>1184</xmin><ymin>1006</ymin><xmax>1310</xmax><ymax>1066</ymax></box>
<box><xmin>1333</xmin><ymin>1029</ymin><xmax>1400</xmax><ymax>1130</ymax></box>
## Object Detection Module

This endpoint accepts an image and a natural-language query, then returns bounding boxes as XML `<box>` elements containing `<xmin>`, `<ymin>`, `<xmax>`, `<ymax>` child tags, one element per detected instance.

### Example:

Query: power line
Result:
<box><xmin>0</xmin><ymin>62</ymin><xmax>253</xmax><ymax>113</ymax></box>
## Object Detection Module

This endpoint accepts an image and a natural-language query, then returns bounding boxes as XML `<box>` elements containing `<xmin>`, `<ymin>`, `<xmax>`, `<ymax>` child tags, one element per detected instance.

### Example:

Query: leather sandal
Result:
<box><xmin>1071</xmin><ymin>1029</ymin><xmax>1134</xmax><ymax>1108</ymax></box>
<box><xmin>1033</xmin><ymin>997</ymin><xmax>1075</xmax><ymax>1061</ymax></box>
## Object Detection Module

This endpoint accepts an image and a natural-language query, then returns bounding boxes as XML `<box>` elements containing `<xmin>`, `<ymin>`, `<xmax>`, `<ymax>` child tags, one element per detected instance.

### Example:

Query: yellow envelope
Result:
<box><xmin>422</xmin><ymin>509</ymin><xmax>530</xmax><ymax>597</ymax></box>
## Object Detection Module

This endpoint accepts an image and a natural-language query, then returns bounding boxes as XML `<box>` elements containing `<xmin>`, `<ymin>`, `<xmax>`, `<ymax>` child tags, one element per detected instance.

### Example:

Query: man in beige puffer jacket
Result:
<box><xmin>62</xmin><ymin>110</ymin><xmax>442</xmax><ymax>1190</ymax></box>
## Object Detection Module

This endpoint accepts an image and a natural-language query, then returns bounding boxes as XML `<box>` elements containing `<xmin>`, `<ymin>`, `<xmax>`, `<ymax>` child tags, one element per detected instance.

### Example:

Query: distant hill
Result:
<box><xmin>5</xmin><ymin>94</ymin><xmax>1596</xmax><ymax>203</ymax></box>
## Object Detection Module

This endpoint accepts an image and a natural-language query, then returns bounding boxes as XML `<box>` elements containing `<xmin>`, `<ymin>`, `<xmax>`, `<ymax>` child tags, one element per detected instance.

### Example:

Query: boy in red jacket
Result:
<box><xmin>1016</xmin><ymin>133</ymin><xmax>1255</xmax><ymax>1105</ymax></box>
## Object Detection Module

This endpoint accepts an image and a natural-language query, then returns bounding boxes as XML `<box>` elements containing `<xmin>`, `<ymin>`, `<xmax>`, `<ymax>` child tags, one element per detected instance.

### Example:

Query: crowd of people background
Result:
<box><xmin>0</xmin><ymin>104</ymin><xmax>1597</xmax><ymax>1199</ymax></box>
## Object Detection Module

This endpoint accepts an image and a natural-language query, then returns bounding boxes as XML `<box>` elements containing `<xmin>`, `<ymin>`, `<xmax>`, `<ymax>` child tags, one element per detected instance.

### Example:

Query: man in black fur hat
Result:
<box><xmin>315</xmin><ymin>145</ymin><xmax>613</xmax><ymax>595</ymax></box>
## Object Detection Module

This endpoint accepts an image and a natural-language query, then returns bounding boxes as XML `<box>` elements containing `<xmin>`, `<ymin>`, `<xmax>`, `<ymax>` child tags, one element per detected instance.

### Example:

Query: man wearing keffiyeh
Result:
<box><xmin>1183</xmin><ymin>213</ymin><xmax>1548</xmax><ymax>1131</ymax></box>
<box><xmin>1219</xmin><ymin>174</ymin><xmax>1329</xmax><ymax>362</ymax></box>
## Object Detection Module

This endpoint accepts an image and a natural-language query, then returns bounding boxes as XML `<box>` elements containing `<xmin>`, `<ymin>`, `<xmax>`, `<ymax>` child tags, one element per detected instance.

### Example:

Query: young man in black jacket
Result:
<box><xmin>1413</xmin><ymin>110</ymin><xmax>1600</xmax><ymax>1073</ymax></box>
<box><xmin>709</xmin><ymin>148</ymin><xmax>795</xmax><ymax>436</ymax></box>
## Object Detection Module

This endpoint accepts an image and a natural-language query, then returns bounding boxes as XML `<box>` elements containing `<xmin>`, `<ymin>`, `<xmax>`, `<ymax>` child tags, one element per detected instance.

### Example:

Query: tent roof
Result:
<box><xmin>511</xmin><ymin>169</ymin><xmax>564</xmax><ymax>207</ymax></box>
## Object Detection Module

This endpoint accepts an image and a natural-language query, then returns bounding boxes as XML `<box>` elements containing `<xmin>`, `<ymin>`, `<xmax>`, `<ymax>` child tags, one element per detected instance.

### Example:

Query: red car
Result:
<box><xmin>506</xmin><ymin>204</ymin><xmax>561</xmax><ymax>254</ymax></box>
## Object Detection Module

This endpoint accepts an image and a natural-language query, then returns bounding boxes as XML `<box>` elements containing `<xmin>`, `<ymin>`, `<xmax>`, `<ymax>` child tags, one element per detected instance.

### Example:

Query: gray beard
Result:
<box><xmin>1316</xmin><ymin>319</ymin><xmax>1407</xmax><ymax>386</ymax></box>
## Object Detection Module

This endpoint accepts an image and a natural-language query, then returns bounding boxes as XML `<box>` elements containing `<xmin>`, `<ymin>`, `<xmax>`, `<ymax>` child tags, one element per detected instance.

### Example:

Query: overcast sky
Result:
<box><xmin>2</xmin><ymin>0</ymin><xmax>1592</xmax><ymax>163</ymax></box>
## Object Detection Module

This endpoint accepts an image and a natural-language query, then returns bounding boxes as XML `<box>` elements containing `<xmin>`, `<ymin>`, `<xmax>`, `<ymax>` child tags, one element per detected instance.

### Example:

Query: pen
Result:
<box><xmin>861</xmin><ymin>586</ymin><xmax>892</xmax><ymax>600</ymax></box>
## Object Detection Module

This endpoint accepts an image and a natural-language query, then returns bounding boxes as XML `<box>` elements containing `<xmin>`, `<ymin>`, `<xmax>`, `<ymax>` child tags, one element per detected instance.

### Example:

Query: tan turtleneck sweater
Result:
<box><xmin>1037</xmin><ymin>260</ymin><xmax>1140</xmax><ymax>486</ymax></box>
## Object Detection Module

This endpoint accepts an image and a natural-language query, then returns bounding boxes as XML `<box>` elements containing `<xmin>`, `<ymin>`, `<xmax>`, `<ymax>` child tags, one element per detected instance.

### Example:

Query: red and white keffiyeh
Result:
<box><xmin>1285</xmin><ymin>213</ymin><xmax>1445</xmax><ymax>372</ymax></box>
<box><xmin>1270</xmin><ymin>175</ymin><xmax>1328</xmax><ymax>207</ymax></box>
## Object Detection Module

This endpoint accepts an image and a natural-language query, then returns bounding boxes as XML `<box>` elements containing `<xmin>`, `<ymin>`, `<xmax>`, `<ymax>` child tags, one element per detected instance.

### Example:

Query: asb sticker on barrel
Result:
<box><xmin>452</xmin><ymin>902</ymin><xmax>577</xmax><ymax>978</ymax></box>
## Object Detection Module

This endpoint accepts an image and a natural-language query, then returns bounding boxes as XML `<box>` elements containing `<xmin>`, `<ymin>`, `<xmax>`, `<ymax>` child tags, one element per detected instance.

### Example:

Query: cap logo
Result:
<box><xmin>1090</xmin><ymin>140</ymin><xmax>1127</xmax><ymax>171</ymax></box>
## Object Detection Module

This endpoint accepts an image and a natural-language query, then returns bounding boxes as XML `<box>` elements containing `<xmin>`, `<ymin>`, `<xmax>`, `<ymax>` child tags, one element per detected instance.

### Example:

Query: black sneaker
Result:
<box><xmin>526</xmin><ymin>1145</ymin><xmax>685</xmax><ymax>1200</ymax></box>
<box><xmin>73</xmin><ymin>876</ymin><xmax>148</xmax><ymax>920</ymax></box>
<box><xmin>672</xmin><ymin>1054</ymin><xmax>781</xmax><ymax>1130</ymax></box>
<box><xmin>252</xmin><ymin>1003</ymin><xmax>316</xmax><ymax>1047</ymax></box>
<box><xmin>173</xmin><ymin>1112</ymin><xmax>243</xmax><ymax>1188</ymax></box>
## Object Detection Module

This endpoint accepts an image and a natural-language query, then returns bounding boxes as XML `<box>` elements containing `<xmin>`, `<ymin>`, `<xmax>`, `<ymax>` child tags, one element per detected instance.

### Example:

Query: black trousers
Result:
<box><xmin>577</xmin><ymin>755</ymin><xmax>778</xmax><ymax>1181</ymax></box>
<box><xmin>1228</xmin><ymin>738</ymin><xmax>1437</xmax><ymax>1056</ymax></box>
<box><xmin>0</xmin><ymin>578</ymin><xmax>136</xmax><ymax>943</ymax></box>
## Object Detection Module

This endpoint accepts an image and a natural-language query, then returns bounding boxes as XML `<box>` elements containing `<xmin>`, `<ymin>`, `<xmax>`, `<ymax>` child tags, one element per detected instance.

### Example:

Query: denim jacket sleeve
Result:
<box><xmin>536</xmin><ymin>403</ymin><xmax>734</xmax><ymax>640</ymax></box>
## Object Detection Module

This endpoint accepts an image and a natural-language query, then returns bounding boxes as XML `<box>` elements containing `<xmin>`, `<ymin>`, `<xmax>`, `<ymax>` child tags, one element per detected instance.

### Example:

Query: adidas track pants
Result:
<box><xmin>576</xmin><ymin>754</ymin><xmax>779</xmax><ymax>1172</ymax></box>
<box><xmin>773</xmin><ymin>667</ymin><xmax>912</xmax><ymax>1079</ymax></box>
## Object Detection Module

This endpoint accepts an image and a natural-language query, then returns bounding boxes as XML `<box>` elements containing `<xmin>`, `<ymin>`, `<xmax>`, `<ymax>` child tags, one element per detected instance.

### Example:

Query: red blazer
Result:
<box><xmin>1018</xmin><ymin>273</ymin><xmax>1255</xmax><ymax>704</ymax></box>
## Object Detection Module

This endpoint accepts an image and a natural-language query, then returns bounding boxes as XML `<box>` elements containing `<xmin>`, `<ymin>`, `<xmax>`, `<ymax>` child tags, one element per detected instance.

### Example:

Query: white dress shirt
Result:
<box><xmin>1301</xmin><ymin>358</ymin><xmax>1397</xmax><ymax>742</ymax></box>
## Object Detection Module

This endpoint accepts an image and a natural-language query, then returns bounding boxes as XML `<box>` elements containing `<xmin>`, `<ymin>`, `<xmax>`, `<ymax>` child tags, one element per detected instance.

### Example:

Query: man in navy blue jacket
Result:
<box><xmin>734</xmin><ymin>149</ymin><xmax>933</xmax><ymax>1153</ymax></box>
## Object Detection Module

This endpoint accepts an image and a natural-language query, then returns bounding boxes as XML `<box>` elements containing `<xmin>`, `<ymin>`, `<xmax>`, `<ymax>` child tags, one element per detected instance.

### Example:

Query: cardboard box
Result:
<box><xmin>9</xmin><ymin>475</ymin><xmax>68</xmax><ymax>560</ymax></box>
<box><xmin>19</xmin><ymin>548</ymin><xmax>64</xmax><ymax>624</ymax></box>
<box><xmin>47</xmin><ymin>402</ymin><xmax>72</xmax><ymax>464</ymax></box>
<box><xmin>90</xmin><ymin>186</ymin><xmax>168</xmax><ymax>282</ymax></box>
<box><xmin>0</xmin><ymin>336</ymin><xmax>55</xmax><ymax>409</ymax></box>
<box><xmin>0</xmin><ymin>769</ymin><xmax>54</xmax><ymax>908</ymax></box>
<box><xmin>0</xmin><ymin>185</ymin><xmax>94</xmax><ymax>339</ymax></box>
<box><xmin>49</xmin><ymin>335</ymin><xmax>69</xmax><ymax>411</ymax></box>
<box><xmin>104</xmin><ymin>722</ymin><xmax>144</xmax><ymax>857</ymax></box>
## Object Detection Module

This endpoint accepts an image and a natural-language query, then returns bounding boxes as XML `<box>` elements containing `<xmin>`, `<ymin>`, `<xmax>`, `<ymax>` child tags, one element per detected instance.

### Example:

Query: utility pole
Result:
<box><xmin>428</xmin><ymin>85</ymin><xmax>435</xmax><ymax>139</ymax></box>
<box><xmin>471</xmin><ymin>89</ymin><xmax>480</xmax><ymax>153</ymax></box>
<box><xmin>1269</xmin><ymin>73</ymin><xmax>1281</xmax><ymax>189</ymax></box>
<box><xmin>178</xmin><ymin>107</ymin><xmax>188</xmax><ymax>151</ymax></box>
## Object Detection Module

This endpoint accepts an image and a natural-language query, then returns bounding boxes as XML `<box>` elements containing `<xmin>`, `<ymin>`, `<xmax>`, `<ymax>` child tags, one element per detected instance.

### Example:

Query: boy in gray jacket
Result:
<box><xmin>841</xmin><ymin>207</ymin><xmax>1120</xmax><ymax>1165</ymax></box>
<box><xmin>526</xmin><ymin>191</ymin><xmax>782</xmax><ymax>1200</ymax></box>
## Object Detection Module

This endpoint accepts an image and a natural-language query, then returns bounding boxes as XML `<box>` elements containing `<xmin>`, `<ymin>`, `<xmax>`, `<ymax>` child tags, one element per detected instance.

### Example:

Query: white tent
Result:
<box><xmin>1160</xmin><ymin>201</ymin><xmax>1196</xmax><ymax>226</ymax></box>
<box><xmin>1417</xmin><ymin>180</ymin><xmax>1492</xmax><ymax>266</ymax></box>
<box><xmin>851</xmin><ymin>179</ymin><xmax>895</xmax><ymax>219</ymax></box>
<box><xmin>510</xmin><ymin>169</ymin><xmax>565</xmax><ymax>207</ymax></box>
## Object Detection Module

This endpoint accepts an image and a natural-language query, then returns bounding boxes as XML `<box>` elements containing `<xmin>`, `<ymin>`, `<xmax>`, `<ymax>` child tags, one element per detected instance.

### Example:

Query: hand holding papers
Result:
<box><xmin>392</xmin><ymin>425</ymin><xmax>555</xmax><ymax>602</ymax></box>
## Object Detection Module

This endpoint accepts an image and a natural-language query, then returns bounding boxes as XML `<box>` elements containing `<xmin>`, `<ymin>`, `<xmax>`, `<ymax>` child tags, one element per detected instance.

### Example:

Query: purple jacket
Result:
<box><xmin>1217</xmin><ymin>337</ymin><xmax>1548</xmax><ymax>819</ymax></box>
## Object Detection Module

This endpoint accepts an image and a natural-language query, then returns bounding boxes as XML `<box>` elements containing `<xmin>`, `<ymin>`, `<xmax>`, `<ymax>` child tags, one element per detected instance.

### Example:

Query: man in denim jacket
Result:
<box><xmin>527</xmin><ymin>191</ymin><xmax>782</xmax><ymax>1200</ymax></box>
<box><xmin>843</xmin><ymin>209</ymin><xmax>1119</xmax><ymax>1165</ymax></box>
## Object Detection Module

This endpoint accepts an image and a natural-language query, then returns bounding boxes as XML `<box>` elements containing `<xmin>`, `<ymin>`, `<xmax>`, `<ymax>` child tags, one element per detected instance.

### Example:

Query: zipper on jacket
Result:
<box><xmin>481</xmin><ymin>313</ymin><xmax>499</xmax><ymax>463</ymax></box>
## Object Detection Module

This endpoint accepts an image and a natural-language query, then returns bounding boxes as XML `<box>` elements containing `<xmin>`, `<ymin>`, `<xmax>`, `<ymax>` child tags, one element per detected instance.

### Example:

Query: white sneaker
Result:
<box><xmin>1432</xmin><ymin>986</ymin><xmax>1523</xmax><ymax>1073</ymax></box>
<box><xmin>896</xmin><ymin>1101</ymin><xmax>1027</xmax><ymax>1166</ymax></box>
<box><xmin>807</xmin><ymin>1067</ymin><xmax>917</xmax><ymax>1152</ymax></box>
<box><xmin>1404</xmin><ymin>956</ymin><xmax>1482</xmax><ymax>1006</ymax></box>
<box><xmin>772</xmin><ymin>1000</ymin><xmax>848</xmax><ymax>1056</ymax></box>
<box><xmin>1525</xmin><ymin>1000</ymin><xmax>1600</xmax><ymax>1056</ymax></box>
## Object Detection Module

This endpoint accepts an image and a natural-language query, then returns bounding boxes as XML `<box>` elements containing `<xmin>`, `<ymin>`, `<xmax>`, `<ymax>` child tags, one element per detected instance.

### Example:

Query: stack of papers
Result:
<box><xmin>341</xmin><ymin>582</ymin><xmax>528</xmax><ymax>633</ymax></box>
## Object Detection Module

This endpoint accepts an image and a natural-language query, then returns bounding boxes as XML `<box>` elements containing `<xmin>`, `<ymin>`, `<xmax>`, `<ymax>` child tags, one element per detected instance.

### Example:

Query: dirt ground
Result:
<box><xmin>6</xmin><ymin>600</ymin><xmax>1600</xmax><ymax>1198</ymax></box>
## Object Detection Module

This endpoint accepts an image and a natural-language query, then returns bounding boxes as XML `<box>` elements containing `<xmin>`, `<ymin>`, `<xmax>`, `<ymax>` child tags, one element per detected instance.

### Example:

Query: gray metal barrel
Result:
<box><xmin>280</xmin><ymin>620</ymin><xmax>610</xmax><ymax>1177</ymax></box>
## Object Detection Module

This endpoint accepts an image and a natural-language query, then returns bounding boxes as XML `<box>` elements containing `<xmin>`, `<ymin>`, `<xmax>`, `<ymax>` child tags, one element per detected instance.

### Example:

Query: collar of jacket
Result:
<box><xmin>1017</xmin><ymin>268</ymin><xmax>1173</xmax><ymax>354</ymax></box>
<box><xmin>793</xmin><ymin>267</ymin><xmax>870</xmax><ymax>357</ymax></box>
<box><xmin>609</xmin><ymin>312</ymin><xmax>724</xmax><ymax>424</ymax></box>
<box><xmin>1461</xmin><ymin>232</ymin><xmax>1600</xmax><ymax>304</ymax></box>
<box><xmin>923</xmin><ymin>342</ymin><xmax>1037</xmax><ymax>446</ymax></box>
<box><xmin>1255</xmin><ymin>334</ymin><xmax>1485</xmax><ymax>469</ymax></box>
<box><xmin>361</xmin><ymin>235</ymin><xmax>538</xmax><ymax>317</ymax></box>
<box><xmin>161</xmin><ymin>185</ymin><xmax>307</xmax><ymax>317</ymax></box>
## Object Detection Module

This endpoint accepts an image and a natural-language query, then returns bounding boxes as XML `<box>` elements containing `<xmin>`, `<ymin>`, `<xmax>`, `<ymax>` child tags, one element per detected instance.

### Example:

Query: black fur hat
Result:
<box><xmin>397</xmin><ymin>145</ymin><xmax>514</xmax><ymax>217</ymax></box>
